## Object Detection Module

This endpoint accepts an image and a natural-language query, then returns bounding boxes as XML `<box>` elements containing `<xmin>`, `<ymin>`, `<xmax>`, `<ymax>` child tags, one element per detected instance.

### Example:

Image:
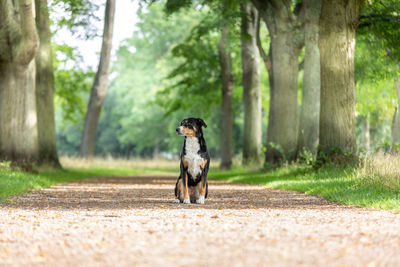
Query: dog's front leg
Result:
<box><xmin>182</xmin><ymin>172</ymin><xmax>190</xmax><ymax>204</ymax></box>
<box><xmin>180</xmin><ymin>161</ymin><xmax>190</xmax><ymax>204</ymax></box>
<box><xmin>196</xmin><ymin>159</ymin><xmax>209</xmax><ymax>204</ymax></box>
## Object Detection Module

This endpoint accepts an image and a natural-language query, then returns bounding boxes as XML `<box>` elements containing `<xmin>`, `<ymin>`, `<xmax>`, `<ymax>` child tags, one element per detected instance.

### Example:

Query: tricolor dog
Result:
<box><xmin>174</xmin><ymin>118</ymin><xmax>210</xmax><ymax>204</ymax></box>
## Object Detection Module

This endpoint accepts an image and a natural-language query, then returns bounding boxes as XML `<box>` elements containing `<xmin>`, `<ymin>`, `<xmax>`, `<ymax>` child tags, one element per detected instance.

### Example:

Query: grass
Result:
<box><xmin>0</xmin><ymin>157</ymin><xmax>179</xmax><ymax>200</ymax></box>
<box><xmin>1</xmin><ymin>155</ymin><xmax>400</xmax><ymax>212</ymax></box>
<box><xmin>210</xmin><ymin>155</ymin><xmax>400</xmax><ymax>212</ymax></box>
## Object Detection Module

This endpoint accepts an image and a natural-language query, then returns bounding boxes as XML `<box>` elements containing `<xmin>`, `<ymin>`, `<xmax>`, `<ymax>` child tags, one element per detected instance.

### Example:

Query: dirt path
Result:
<box><xmin>1</xmin><ymin>174</ymin><xmax>400</xmax><ymax>267</ymax></box>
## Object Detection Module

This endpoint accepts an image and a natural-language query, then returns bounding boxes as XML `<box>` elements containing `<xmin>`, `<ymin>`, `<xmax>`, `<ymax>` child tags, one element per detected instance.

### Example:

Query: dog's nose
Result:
<box><xmin>176</xmin><ymin>128</ymin><xmax>179</xmax><ymax>132</ymax></box>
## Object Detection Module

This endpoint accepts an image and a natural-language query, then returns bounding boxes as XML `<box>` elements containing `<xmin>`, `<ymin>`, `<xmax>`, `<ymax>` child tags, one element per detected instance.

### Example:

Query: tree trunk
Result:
<box><xmin>360</xmin><ymin>114</ymin><xmax>370</xmax><ymax>154</ymax></box>
<box><xmin>392</xmin><ymin>79</ymin><xmax>400</xmax><ymax>149</ymax></box>
<box><xmin>218</xmin><ymin>24</ymin><xmax>234</xmax><ymax>170</ymax></box>
<box><xmin>297</xmin><ymin>0</ymin><xmax>321</xmax><ymax>157</ymax></box>
<box><xmin>252</xmin><ymin>0</ymin><xmax>303</xmax><ymax>163</ymax></box>
<box><xmin>35</xmin><ymin>0</ymin><xmax>61</xmax><ymax>167</ymax></box>
<box><xmin>318</xmin><ymin>0</ymin><xmax>364</xmax><ymax>161</ymax></box>
<box><xmin>241</xmin><ymin>2</ymin><xmax>262</xmax><ymax>165</ymax></box>
<box><xmin>80</xmin><ymin>0</ymin><xmax>115</xmax><ymax>158</ymax></box>
<box><xmin>0</xmin><ymin>0</ymin><xmax>39</xmax><ymax>165</ymax></box>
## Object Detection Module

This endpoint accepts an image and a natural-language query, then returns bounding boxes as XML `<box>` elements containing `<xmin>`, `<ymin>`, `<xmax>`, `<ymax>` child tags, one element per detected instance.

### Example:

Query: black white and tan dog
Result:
<box><xmin>174</xmin><ymin>118</ymin><xmax>210</xmax><ymax>204</ymax></box>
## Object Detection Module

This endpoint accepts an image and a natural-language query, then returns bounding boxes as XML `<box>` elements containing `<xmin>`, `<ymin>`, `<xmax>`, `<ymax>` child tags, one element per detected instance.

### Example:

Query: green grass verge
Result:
<box><xmin>2</xmin><ymin>159</ymin><xmax>400</xmax><ymax>212</ymax></box>
<box><xmin>210</xmin><ymin>164</ymin><xmax>400</xmax><ymax>212</ymax></box>
<box><xmin>0</xmin><ymin>165</ymin><xmax>176</xmax><ymax>200</ymax></box>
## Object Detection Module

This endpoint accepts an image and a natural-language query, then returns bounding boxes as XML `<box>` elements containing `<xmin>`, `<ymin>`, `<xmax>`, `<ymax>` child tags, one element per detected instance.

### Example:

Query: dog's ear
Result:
<box><xmin>197</xmin><ymin>118</ymin><xmax>207</xmax><ymax>128</ymax></box>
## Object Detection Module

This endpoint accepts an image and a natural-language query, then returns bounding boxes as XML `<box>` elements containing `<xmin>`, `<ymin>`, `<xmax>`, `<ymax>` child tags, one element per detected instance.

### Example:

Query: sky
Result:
<box><xmin>53</xmin><ymin>0</ymin><xmax>139</xmax><ymax>69</ymax></box>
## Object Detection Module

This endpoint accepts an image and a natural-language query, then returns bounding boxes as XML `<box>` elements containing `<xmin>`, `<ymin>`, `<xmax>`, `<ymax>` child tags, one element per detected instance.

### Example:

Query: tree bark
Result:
<box><xmin>0</xmin><ymin>0</ymin><xmax>39</xmax><ymax>165</ymax></box>
<box><xmin>318</xmin><ymin>0</ymin><xmax>364</xmax><ymax>161</ymax></box>
<box><xmin>297</xmin><ymin>0</ymin><xmax>321</xmax><ymax>157</ymax></box>
<box><xmin>80</xmin><ymin>0</ymin><xmax>115</xmax><ymax>158</ymax></box>
<box><xmin>252</xmin><ymin>0</ymin><xmax>303</xmax><ymax>163</ymax></box>
<box><xmin>218</xmin><ymin>23</ymin><xmax>234</xmax><ymax>170</ymax></box>
<box><xmin>392</xmin><ymin>79</ymin><xmax>400</xmax><ymax>149</ymax></box>
<box><xmin>241</xmin><ymin>2</ymin><xmax>262</xmax><ymax>165</ymax></box>
<box><xmin>35</xmin><ymin>0</ymin><xmax>61</xmax><ymax>167</ymax></box>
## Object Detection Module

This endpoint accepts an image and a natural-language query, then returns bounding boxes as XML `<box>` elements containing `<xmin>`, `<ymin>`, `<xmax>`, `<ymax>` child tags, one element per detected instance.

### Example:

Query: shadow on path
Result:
<box><xmin>3</xmin><ymin>174</ymin><xmax>344</xmax><ymax>211</ymax></box>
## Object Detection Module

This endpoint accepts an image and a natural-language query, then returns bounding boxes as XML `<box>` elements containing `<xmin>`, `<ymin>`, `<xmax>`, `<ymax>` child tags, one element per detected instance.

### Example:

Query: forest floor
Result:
<box><xmin>1</xmin><ymin>174</ymin><xmax>400</xmax><ymax>267</ymax></box>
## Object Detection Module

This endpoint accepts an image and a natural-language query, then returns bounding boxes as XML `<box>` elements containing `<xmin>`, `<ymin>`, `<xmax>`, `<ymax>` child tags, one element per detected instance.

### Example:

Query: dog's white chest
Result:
<box><xmin>184</xmin><ymin>137</ymin><xmax>203</xmax><ymax>178</ymax></box>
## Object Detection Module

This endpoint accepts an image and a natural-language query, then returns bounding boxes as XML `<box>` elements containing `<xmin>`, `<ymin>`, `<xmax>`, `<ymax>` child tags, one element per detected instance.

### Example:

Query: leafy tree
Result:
<box><xmin>95</xmin><ymin>3</ymin><xmax>209</xmax><ymax>157</ymax></box>
<box><xmin>36</xmin><ymin>0</ymin><xmax>61</xmax><ymax>167</ymax></box>
<box><xmin>297</xmin><ymin>0</ymin><xmax>321</xmax><ymax>157</ymax></box>
<box><xmin>318</xmin><ymin>0</ymin><xmax>364</xmax><ymax>162</ymax></box>
<box><xmin>241</xmin><ymin>2</ymin><xmax>262</xmax><ymax>165</ymax></box>
<box><xmin>0</xmin><ymin>0</ymin><xmax>39</xmax><ymax>165</ymax></box>
<box><xmin>252</xmin><ymin>0</ymin><xmax>304</xmax><ymax>163</ymax></box>
<box><xmin>80</xmin><ymin>0</ymin><xmax>116</xmax><ymax>158</ymax></box>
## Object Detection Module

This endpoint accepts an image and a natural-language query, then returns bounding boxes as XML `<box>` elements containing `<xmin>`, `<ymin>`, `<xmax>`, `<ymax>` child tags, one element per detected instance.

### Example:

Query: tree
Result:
<box><xmin>218</xmin><ymin>0</ymin><xmax>235</xmax><ymax>169</ymax></box>
<box><xmin>251</xmin><ymin>0</ymin><xmax>304</xmax><ymax>163</ymax></box>
<box><xmin>35</xmin><ymin>0</ymin><xmax>61</xmax><ymax>167</ymax></box>
<box><xmin>297</xmin><ymin>0</ymin><xmax>321</xmax><ymax>157</ymax></box>
<box><xmin>80</xmin><ymin>0</ymin><xmax>115</xmax><ymax>157</ymax></box>
<box><xmin>318</xmin><ymin>0</ymin><xmax>364</xmax><ymax>161</ymax></box>
<box><xmin>241</xmin><ymin>2</ymin><xmax>262</xmax><ymax>165</ymax></box>
<box><xmin>0</xmin><ymin>0</ymin><xmax>39</xmax><ymax>165</ymax></box>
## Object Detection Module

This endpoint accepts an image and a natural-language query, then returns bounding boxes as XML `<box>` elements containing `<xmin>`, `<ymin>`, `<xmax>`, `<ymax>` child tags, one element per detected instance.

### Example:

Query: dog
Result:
<box><xmin>174</xmin><ymin>118</ymin><xmax>210</xmax><ymax>204</ymax></box>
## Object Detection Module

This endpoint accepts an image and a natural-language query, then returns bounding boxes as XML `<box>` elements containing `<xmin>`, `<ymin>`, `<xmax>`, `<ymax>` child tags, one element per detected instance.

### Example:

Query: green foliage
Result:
<box><xmin>155</xmin><ymin>14</ymin><xmax>222</xmax><ymax>116</ymax></box>
<box><xmin>52</xmin><ymin>43</ymin><xmax>94</xmax><ymax>155</ymax></box>
<box><xmin>155</xmin><ymin>1</ymin><xmax>245</xmax><ymax>138</ymax></box>
<box><xmin>94</xmin><ymin>3</ymin><xmax>210</xmax><ymax>157</ymax></box>
<box><xmin>53</xmin><ymin>44</ymin><xmax>94</xmax><ymax>125</ymax></box>
<box><xmin>50</xmin><ymin>0</ymin><xmax>101</xmax><ymax>39</ymax></box>
<box><xmin>359</xmin><ymin>0</ymin><xmax>400</xmax><ymax>62</ymax></box>
<box><xmin>354</xmin><ymin>0</ymin><xmax>400</xmax><ymax>153</ymax></box>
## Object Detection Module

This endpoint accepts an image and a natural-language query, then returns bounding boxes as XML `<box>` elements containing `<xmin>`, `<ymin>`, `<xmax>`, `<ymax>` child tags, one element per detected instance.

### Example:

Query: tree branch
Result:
<box><xmin>256</xmin><ymin>16</ymin><xmax>271</xmax><ymax>71</ymax></box>
<box><xmin>0</xmin><ymin>0</ymin><xmax>19</xmax><ymax>62</ymax></box>
<box><xmin>16</xmin><ymin>0</ymin><xmax>38</xmax><ymax>65</ymax></box>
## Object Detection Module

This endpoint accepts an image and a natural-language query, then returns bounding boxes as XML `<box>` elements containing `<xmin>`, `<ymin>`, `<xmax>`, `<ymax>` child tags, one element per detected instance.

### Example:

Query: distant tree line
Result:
<box><xmin>1</xmin><ymin>0</ymin><xmax>400</xmax><ymax>170</ymax></box>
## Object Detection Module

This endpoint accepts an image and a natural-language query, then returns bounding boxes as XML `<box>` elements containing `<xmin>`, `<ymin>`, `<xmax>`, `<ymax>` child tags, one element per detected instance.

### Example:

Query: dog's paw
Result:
<box><xmin>183</xmin><ymin>199</ymin><xmax>191</xmax><ymax>204</ymax></box>
<box><xmin>173</xmin><ymin>199</ymin><xmax>181</xmax><ymax>203</ymax></box>
<box><xmin>196</xmin><ymin>196</ymin><xmax>205</xmax><ymax>204</ymax></box>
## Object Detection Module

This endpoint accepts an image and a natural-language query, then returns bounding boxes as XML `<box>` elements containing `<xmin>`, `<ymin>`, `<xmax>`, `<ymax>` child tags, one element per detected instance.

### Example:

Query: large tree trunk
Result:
<box><xmin>80</xmin><ymin>0</ymin><xmax>115</xmax><ymax>158</ymax></box>
<box><xmin>392</xmin><ymin>79</ymin><xmax>400</xmax><ymax>149</ymax></box>
<box><xmin>297</xmin><ymin>0</ymin><xmax>321</xmax><ymax>157</ymax></box>
<box><xmin>252</xmin><ymin>0</ymin><xmax>303</xmax><ymax>163</ymax></box>
<box><xmin>218</xmin><ymin>24</ymin><xmax>234</xmax><ymax>170</ymax></box>
<box><xmin>241</xmin><ymin>2</ymin><xmax>262</xmax><ymax>165</ymax></box>
<box><xmin>35</xmin><ymin>0</ymin><xmax>61</xmax><ymax>167</ymax></box>
<box><xmin>0</xmin><ymin>0</ymin><xmax>39</xmax><ymax>165</ymax></box>
<box><xmin>318</xmin><ymin>0</ymin><xmax>364</xmax><ymax>161</ymax></box>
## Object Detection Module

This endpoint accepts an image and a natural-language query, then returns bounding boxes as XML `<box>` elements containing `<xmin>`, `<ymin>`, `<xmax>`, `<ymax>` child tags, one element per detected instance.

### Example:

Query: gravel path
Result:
<box><xmin>1</xmin><ymin>174</ymin><xmax>400</xmax><ymax>267</ymax></box>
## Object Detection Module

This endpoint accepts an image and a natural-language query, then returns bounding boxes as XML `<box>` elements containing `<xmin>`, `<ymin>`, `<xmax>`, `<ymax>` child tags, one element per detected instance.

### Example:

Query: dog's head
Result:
<box><xmin>176</xmin><ymin>118</ymin><xmax>207</xmax><ymax>138</ymax></box>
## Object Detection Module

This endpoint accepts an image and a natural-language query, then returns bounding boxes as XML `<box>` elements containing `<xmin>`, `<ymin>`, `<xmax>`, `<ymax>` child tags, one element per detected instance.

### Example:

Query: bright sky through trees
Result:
<box><xmin>52</xmin><ymin>0</ymin><xmax>139</xmax><ymax>69</ymax></box>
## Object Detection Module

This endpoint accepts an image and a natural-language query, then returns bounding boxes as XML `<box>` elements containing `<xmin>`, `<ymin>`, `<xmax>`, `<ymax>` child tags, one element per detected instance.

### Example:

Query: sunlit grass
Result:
<box><xmin>210</xmin><ymin>157</ymin><xmax>400</xmax><ymax>212</ymax></box>
<box><xmin>357</xmin><ymin>153</ymin><xmax>400</xmax><ymax>191</ymax></box>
